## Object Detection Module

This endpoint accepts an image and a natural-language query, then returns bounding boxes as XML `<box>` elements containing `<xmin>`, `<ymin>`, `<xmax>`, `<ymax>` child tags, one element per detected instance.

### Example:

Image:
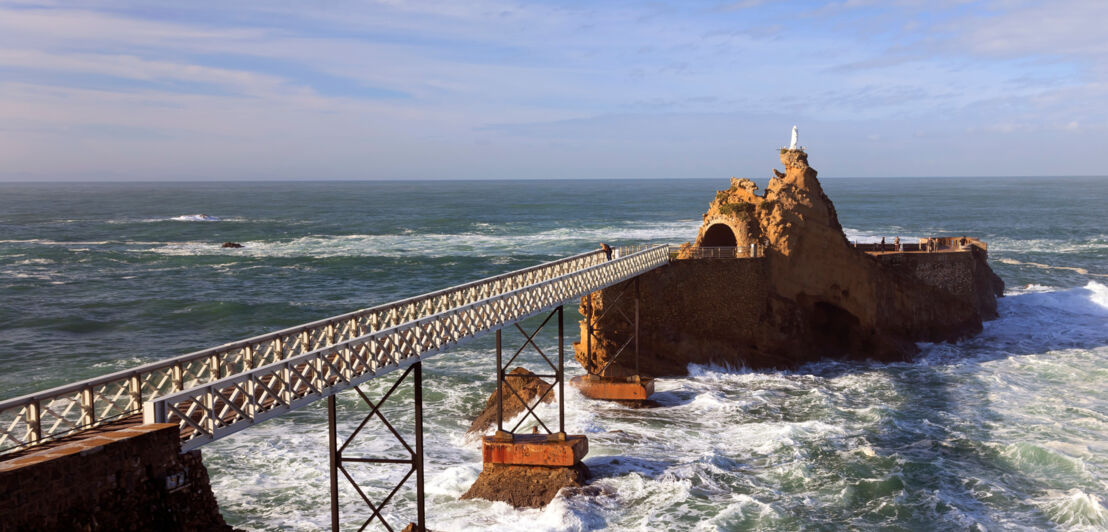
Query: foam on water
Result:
<box><xmin>6</xmin><ymin>179</ymin><xmax>1108</xmax><ymax>530</ymax></box>
<box><xmin>142</xmin><ymin>220</ymin><xmax>700</xmax><ymax>259</ymax></box>
<box><xmin>196</xmin><ymin>278</ymin><xmax>1108</xmax><ymax>531</ymax></box>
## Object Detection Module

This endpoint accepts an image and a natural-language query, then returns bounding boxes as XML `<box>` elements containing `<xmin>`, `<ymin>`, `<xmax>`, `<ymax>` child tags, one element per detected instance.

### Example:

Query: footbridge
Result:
<box><xmin>0</xmin><ymin>244</ymin><xmax>675</xmax><ymax>530</ymax></box>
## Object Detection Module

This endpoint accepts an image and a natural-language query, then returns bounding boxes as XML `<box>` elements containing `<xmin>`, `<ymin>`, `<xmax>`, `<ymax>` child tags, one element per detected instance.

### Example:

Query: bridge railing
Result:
<box><xmin>0</xmin><ymin>248</ymin><xmax>621</xmax><ymax>455</ymax></box>
<box><xmin>667</xmin><ymin>245</ymin><xmax>759</xmax><ymax>259</ymax></box>
<box><xmin>147</xmin><ymin>245</ymin><xmax>671</xmax><ymax>451</ymax></box>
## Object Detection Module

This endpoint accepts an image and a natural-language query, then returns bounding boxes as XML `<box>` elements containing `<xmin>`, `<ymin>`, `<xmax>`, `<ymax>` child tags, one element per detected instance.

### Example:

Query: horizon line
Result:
<box><xmin>2</xmin><ymin>174</ymin><xmax>1108</xmax><ymax>184</ymax></box>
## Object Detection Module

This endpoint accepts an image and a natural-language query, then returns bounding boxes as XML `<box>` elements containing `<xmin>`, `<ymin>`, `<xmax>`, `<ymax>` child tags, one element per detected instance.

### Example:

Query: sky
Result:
<box><xmin>0</xmin><ymin>0</ymin><xmax>1105</xmax><ymax>181</ymax></box>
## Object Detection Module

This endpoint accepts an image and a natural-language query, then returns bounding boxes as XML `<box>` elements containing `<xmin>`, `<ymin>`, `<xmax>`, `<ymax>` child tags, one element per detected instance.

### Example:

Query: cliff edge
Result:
<box><xmin>576</xmin><ymin>150</ymin><xmax>1004</xmax><ymax>375</ymax></box>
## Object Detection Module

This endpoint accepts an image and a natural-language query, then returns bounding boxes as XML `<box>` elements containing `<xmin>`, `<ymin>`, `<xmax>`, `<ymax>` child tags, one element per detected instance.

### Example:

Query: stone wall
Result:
<box><xmin>576</xmin><ymin>246</ymin><xmax>1002</xmax><ymax>376</ymax></box>
<box><xmin>874</xmin><ymin>247</ymin><xmax>1002</xmax><ymax>319</ymax></box>
<box><xmin>0</xmin><ymin>424</ymin><xmax>234</xmax><ymax>532</ymax></box>
<box><xmin>575</xmin><ymin>258</ymin><xmax>791</xmax><ymax>376</ymax></box>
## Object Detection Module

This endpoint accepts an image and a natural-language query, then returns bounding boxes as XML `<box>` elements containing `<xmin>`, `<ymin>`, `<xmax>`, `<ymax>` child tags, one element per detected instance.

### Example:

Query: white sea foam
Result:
<box><xmin>170</xmin><ymin>214</ymin><xmax>222</xmax><ymax>222</ymax></box>
<box><xmin>842</xmin><ymin>227</ymin><xmax>921</xmax><ymax>244</ymax></box>
<box><xmin>142</xmin><ymin>220</ymin><xmax>701</xmax><ymax>259</ymax></box>
<box><xmin>1038</xmin><ymin>489</ymin><xmax>1108</xmax><ymax>528</ymax></box>
<box><xmin>192</xmin><ymin>273</ymin><xmax>1108</xmax><ymax>531</ymax></box>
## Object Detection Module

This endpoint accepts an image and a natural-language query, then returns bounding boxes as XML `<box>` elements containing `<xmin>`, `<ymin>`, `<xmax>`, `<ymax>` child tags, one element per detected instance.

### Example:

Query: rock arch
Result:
<box><xmin>701</xmin><ymin>223</ymin><xmax>738</xmax><ymax>247</ymax></box>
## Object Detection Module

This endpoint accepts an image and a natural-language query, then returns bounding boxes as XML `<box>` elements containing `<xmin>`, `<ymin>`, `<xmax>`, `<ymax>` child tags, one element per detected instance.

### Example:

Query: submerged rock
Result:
<box><xmin>460</xmin><ymin>463</ymin><xmax>589</xmax><ymax>508</ymax></box>
<box><xmin>577</xmin><ymin>149</ymin><xmax>1005</xmax><ymax>375</ymax></box>
<box><xmin>221</xmin><ymin>242</ymin><xmax>244</xmax><ymax>248</ymax></box>
<box><xmin>468</xmin><ymin>367</ymin><xmax>554</xmax><ymax>435</ymax></box>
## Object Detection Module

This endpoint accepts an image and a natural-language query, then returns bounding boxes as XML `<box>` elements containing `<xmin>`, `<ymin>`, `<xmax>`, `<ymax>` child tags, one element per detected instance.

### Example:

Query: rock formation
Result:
<box><xmin>221</xmin><ymin>242</ymin><xmax>243</xmax><ymax>248</ymax></box>
<box><xmin>576</xmin><ymin>149</ymin><xmax>1004</xmax><ymax>375</ymax></box>
<box><xmin>460</xmin><ymin>463</ymin><xmax>589</xmax><ymax>508</ymax></box>
<box><xmin>463</xmin><ymin>368</ymin><xmax>587</xmax><ymax>508</ymax></box>
<box><xmin>468</xmin><ymin>367</ymin><xmax>554</xmax><ymax>435</ymax></box>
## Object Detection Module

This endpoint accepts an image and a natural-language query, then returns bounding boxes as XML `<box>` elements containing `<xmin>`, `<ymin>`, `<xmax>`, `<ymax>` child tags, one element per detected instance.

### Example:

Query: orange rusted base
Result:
<box><xmin>570</xmin><ymin>375</ymin><xmax>654</xmax><ymax>401</ymax></box>
<box><xmin>481</xmin><ymin>434</ymin><xmax>588</xmax><ymax>467</ymax></box>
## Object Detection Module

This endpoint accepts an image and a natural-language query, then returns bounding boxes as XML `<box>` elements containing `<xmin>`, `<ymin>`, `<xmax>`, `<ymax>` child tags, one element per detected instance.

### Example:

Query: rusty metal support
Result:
<box><xmin>586</xmin><ymin>277</ymin><xmax>642</xmax><ymax>378</ymax></box>
<box><xmin>496</xmin><ymin>329</ymin><xmax>503</xmax><ymax>435</ymax></box>
<box><xmin>558</xmin><ymin>306</ymin><xmax>565</xmax><ymax>436</ymax></box>
<box><xmin>584</xmin><ymin>296</ymin><xmax>593</xmax><ymax>379</ymax></box>
<box><xmin>494</xmin><ymin>306</ymin><xmax>565</xmax><ymax>438</ymax></box>
<box><xmin>328</xmin><ymin>395</ymin><xmax>339</xmax><ymax>531</ymax></box>
<box><xmin>328</xmin><ymin>362</ymin><xmax>425</xmax><ymax>532</ymax></box>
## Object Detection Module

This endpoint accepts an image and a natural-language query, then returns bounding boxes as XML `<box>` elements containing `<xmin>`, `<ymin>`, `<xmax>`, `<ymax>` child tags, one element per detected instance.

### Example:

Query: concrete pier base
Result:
<box><xmin>482</xmin><ymin>433</ymin><xmax>588</xmax><ymax>467</ymax></box>
<box><xmin>463</xmin><ymin>434</ymin><xmax>590</xmax><ymax>507</ymax></box>
<box><xmin>570</xmin><ymin>374</ymin><xmax>654</xmax><ymax>401</ymax></box>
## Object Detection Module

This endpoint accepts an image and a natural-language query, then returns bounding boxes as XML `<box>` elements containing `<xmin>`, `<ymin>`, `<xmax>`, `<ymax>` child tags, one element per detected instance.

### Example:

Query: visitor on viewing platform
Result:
<box><xmin>600</xmin><ymin>242</ymin><xmax>612</xmax><ymax>260</ymax></box>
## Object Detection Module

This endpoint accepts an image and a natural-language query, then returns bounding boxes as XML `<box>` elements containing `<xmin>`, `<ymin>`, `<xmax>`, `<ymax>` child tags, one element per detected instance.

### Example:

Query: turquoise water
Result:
<box><xmin>1</xmin><ymin>177</ymin><xmax>1106</xmax><ymax>530</ymax></box>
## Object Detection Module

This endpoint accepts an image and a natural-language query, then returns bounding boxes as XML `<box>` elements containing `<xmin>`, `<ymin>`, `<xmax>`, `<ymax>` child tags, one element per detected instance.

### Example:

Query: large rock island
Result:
<box><xmin>576</xmin><ymin>149</ymin><xmax>1004</xmax><ymax>376</ymax></box>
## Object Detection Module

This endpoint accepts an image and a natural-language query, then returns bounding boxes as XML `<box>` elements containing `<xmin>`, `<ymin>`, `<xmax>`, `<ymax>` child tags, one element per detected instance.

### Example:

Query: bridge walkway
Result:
<box><xmin>0</xmin><ymin>245</ymin><xmax>670</xmax><ymax>455</ymax></box>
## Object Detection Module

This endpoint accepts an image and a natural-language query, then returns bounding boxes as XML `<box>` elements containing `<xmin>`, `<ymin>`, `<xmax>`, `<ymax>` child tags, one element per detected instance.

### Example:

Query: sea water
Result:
<box><xmin>1</xmin><ymin>177</ymin><xmax>1106</xmax><ymax>531</ymax></box>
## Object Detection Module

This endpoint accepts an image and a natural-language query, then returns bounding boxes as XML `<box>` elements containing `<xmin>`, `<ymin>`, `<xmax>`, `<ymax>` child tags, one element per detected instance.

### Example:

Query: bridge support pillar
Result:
<box><xmin>327</xmin><ymin>361</ymin><xmax>425</xmax><ymax>532</ymax></box>
<box><xmin>480</xmin><ymin>305</ymin><xmax>587</xmax><ymax>470</ymax></box>
<box><xmin>575</xmin><ymin>277</ymin><xmax>654</xmax><ymax>402</ymax></box>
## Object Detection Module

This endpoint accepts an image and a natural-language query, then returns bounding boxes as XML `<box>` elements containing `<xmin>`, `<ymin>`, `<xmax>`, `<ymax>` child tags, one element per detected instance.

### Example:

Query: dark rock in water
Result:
<box><xmin>460</xmin><ymin>462</ymin><xmax>589</xmax><ymax>508</ymax></box>
<box><xmin>221</xmin><ymin>242</ymin><xmax>244</xmax><ymax>248</ymax></box>
<box><xmin>401</xmin><ymin>523</ymin><xmax>439</xmax><ymax>532</ymax></box>
<box><xmin>468</xmin><ymin>367</ymin><xmax>553</xmax><ymax>435</ymax></box>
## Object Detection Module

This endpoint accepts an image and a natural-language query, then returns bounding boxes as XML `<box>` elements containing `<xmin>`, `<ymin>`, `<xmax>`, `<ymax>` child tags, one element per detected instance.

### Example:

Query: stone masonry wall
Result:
<box><xmin>873</xmin><ymin>247</ymin><xmax>1002</xmax><ymax>319</ymax></box>
<box><xmin>0</xmin><ymin>424</ymin><xmax>234</xmax><ymax>532</ymax></box>
<box><xmin>576</xmin><ymin>258</ymin><xmax>782</xmax><ymax>376</ymax></box>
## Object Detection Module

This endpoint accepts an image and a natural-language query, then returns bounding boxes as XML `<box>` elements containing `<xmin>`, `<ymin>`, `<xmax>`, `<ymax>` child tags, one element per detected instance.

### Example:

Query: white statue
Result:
<box><xmin>789</xmin><ymin>125</ymin><xmax>798</xmax><ymax>150</ymax></box>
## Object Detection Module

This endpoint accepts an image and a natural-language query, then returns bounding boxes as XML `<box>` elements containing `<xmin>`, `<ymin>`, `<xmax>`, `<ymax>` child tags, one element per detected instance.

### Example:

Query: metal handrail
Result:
<box><xmin>669</xmin><ymin>245</ymin><xmax>758</xmax><ymax>259</ymax></box>
<box><xmin>0</xmin><ymin>247</ymin><xmax>624</xmax><ymax>455</ymax></box>
<box><xmin>147</xmin><ymin>245</ymin><xmax>670</xmax><ymax>451</ymax></box>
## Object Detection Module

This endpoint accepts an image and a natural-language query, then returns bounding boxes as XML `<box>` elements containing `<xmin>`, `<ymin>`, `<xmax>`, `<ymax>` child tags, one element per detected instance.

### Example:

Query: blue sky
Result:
<box><xmin>0</xmin><ymin>0</ymin><xmax>1105</xmax><ymax>180</ymax></box>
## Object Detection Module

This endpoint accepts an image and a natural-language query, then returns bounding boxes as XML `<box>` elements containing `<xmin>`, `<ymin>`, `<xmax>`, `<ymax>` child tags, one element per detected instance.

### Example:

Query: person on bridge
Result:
<box><xmin>894</xmin><ymin>236</ymin><xmax>901</xmax><ymax>251</ymax></box>
<box><xmin>600</xmin><ymin>242</ymin><xmax>613</xmax><ymax>260</ymax></box>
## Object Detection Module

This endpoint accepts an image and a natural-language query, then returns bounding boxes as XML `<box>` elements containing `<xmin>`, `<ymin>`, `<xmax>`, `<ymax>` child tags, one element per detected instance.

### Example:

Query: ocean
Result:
<box><xmin>1</xmin><ymin>176</ymin><xmax>1106</xmax><ymax>531</ymax></box>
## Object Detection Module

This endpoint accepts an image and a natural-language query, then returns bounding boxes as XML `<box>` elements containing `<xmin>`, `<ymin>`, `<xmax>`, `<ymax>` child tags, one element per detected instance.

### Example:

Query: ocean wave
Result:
<box><xmin>842</xmin><ymin>227</ymin><xmax>921</xmax><ymax>244</ymax></box>
<box><xmin>0</xmin><ymin>239</ymin><xmax>113</xmax><ymax>245</ymax></box>
<box><xmin>988</xmin><ymin>235</ymin><xmax>1108</xmax><ymax>255</ymax></box>
<box><xmin>141</xmin><ymin>220</ymin><xmax>701</xmax><ymax>259</ymax></box>
<box><xmin>170</xmin><ymin>214</ymin><xmax>222</xmax><ymax>222</ymax></box>
<box><xmin>1038</xmin><ymin>489</ymin><xmax>1108</xmax><ymax>528</ymax></box>
<box><xmin>997</xmin><ymin>258</ymin><xmax>1108</xmax><ymax>278</ymax></box>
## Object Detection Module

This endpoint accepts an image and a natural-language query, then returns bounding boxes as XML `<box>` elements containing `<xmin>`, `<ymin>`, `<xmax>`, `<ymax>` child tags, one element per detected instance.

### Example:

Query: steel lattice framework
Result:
<box><xmin>0</xmin><ymin>245</ymin><xmax>667</xmax><ymax>455</ymax></box>
<box><xmin>147</xmin><ymin>245</ymin><xmax>669</xmax><ymax>451</ymax></box>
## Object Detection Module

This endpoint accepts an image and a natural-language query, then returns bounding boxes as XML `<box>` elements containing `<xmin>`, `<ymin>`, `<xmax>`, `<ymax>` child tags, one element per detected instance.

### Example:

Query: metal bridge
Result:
<box><xmin>0</xmin><ymin>244</ymin><xmax>670</xmax><ymax>457</ymax></box>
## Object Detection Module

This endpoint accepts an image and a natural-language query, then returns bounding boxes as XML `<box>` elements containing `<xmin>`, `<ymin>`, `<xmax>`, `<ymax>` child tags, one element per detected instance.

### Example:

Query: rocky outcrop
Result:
<box><xmin>577</xmin><ymin>150</ymin><xmax>1004</xmax><ymax>375</ymax></box>
<box><xmin>460</xmin><ymin>463</ymin><xmax>589</xmax><ymax>508</ymax></box>
<box><xmin>221</xmin><ymin>242</ymin><xmax>244</xmax><ymax>248</ymax></box>
<box><xmin>468</xmin><ymin>367</ymin><xmax>554</xmax><ymax>435</ymax></box>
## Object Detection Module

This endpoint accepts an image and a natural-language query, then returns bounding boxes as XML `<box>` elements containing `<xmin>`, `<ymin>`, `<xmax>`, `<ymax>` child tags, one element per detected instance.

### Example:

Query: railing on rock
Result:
<box><xmin>670</xmin><ymin>245</ymin><xmax>759</xmax><ymax>259</ymax></box>
<box><xmin>0</xmin><ymin>247</ymin><xmax>648</xmax><ymax>455</ymax></box>
<box><xmin>0</xmin><ymin>245</ymin><xmax>668</xmax><ymax>455</ymax></box>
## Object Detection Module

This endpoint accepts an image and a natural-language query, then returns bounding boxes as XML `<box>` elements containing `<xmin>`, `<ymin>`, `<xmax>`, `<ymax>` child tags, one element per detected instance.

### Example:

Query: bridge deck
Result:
<box><xmin>1</xmin><ymin>245</ymin><xmax>670</xmax><ymax>455</ymax></box>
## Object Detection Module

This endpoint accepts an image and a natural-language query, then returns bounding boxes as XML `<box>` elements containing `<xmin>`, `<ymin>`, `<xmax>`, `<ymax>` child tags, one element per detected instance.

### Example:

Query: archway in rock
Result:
<box><xmin>701</xmin><ymin>223</ymin><xmax>738</xmax><ymax>247</ymax></box>
<box><xmin>810</xmin><ymin>301</ymin><xmax>860</xmax><ymax>356</ymax></box>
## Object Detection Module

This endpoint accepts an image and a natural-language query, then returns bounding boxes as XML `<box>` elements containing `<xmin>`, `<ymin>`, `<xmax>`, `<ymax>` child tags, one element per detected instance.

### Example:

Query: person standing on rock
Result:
<box><xmin>600</xmin><ymin>243</ymin><xmax>612</xmax><ymax>260</ymax></box>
